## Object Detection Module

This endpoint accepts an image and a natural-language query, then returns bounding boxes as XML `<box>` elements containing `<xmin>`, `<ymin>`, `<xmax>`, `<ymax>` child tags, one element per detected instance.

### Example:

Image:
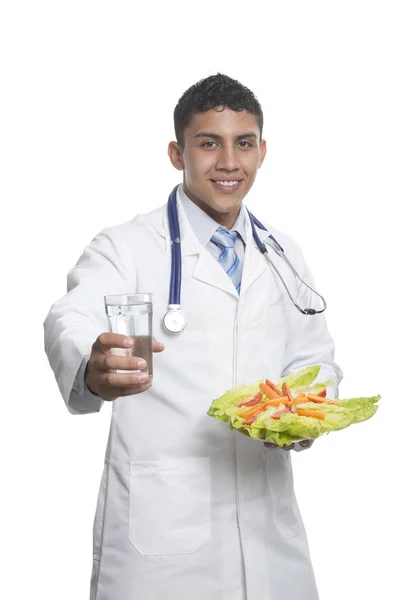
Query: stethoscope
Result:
<box><xmin>163</xmin><ymin>184</ymin><xmax>327</xmax><ymax>334</ymax></box>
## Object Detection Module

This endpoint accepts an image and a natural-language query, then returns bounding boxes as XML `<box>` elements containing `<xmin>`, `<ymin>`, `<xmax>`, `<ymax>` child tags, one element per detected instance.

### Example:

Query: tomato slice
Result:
<box><xmin>236</xmin><ymin>392</ymin><xmax>262</xmax><ymax>407</ymax></box>
<box><xmin>243</xmin><ymin>415</ymin><xmax>257</xmax><ymax>425</ymax></box>
<box><xmin>242</xmin><ymin>392</ymin><xmax>263</xmax><ymax>407</ymax></box>
<box><xmin>271</xmin><ymin>405</ymin><xmax>290</xmax><ymax>420</ymax></box>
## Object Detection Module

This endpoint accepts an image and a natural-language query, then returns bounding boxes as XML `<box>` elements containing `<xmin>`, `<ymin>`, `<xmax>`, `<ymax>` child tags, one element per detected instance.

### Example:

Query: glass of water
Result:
<box><xmin>104</xmin><ymin>293</ymin><xmax>154</xmax><ymax>378</ymax></box>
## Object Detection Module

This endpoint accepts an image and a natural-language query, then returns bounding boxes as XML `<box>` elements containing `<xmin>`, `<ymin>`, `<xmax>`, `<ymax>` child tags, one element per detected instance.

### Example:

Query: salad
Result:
<box><xmin>207</xmin><ymin>366</ymin><xmax>380</xmax><ymax>446</ymax></box>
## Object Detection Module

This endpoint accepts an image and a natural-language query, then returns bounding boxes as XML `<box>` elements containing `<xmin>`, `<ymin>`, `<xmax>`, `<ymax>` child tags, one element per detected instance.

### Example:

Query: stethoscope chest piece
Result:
<box><xmin>163</xmin><ymin>306</ymin><xmax>187</xmax><ymax>334</ymax></box>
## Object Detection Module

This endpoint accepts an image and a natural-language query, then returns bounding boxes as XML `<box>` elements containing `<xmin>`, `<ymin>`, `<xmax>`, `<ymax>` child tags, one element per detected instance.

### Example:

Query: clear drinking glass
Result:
<box><xmin>104</xmin><ymin>293</ymin><xmax>154</xmax><ymax>378</ymax></box>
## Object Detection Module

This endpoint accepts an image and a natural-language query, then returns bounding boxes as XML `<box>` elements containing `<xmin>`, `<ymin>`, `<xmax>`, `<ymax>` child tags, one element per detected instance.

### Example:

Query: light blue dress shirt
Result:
<box><xmin>178</xmin><ymin>183</ymin><xmax>247</xmax><ymax>265</ymax></box>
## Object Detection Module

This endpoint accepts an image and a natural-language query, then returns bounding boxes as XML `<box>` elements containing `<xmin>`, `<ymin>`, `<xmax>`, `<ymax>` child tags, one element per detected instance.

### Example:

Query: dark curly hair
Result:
<box><xmin>174</xmin><ymin>73</ymin><xmax>263</xmax><ymax>150</ymax></box>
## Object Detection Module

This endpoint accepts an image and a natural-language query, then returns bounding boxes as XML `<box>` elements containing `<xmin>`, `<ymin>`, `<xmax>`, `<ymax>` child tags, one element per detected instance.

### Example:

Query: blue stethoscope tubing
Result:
<box><xmin>163</xmin><ymin>184</ymin><xmax>327</xmax><ymax>333</ymax></box>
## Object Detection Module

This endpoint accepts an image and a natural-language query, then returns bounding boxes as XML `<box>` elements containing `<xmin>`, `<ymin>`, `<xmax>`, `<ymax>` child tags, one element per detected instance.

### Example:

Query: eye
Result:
<box><xmin>238</xmin><ymin>140</ymin><xmax>253</xmax><ymax>148</ymax></box>
<box><xmin>201</xmin><ymin>141</ymin><xmax>218</xmax><ymax>148</ymax></box>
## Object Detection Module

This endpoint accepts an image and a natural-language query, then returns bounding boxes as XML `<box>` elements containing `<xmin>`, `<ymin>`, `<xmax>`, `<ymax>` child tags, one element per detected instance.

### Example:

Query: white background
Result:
<box><xmin>1</xmin><ymin>1</ymin><xmax>399</xmax><ymax>599</ymax></box>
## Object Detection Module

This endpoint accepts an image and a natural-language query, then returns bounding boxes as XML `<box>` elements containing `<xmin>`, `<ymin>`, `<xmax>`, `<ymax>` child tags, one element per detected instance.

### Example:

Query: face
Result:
<box><xmin>168</xmin><ymin>106</ymin><xmax>267</xmax><ymax>229</ymax></box>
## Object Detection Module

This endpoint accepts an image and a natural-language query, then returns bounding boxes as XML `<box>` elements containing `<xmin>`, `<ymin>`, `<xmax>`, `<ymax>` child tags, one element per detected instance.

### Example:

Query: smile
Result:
<box><xmin>210</xmin><ymin>180</ymin><xmax>242</xmax><ymax>193</ymax></box>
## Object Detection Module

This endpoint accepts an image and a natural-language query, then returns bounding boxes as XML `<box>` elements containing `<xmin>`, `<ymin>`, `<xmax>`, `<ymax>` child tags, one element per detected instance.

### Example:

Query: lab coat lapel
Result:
<box><xmin>191</xmin><ymin>247</ymin><xmax>239</xmax><ymax>298</ymax></box>
<box><xmin>239</xmin><ymin>208</ymin><xmax>270</xmax><ymax>297</ymax></box>
<box><xmin>161</xmin><ymin>192</ymin><xmax>240</xmax><ymax>299</ymax></box>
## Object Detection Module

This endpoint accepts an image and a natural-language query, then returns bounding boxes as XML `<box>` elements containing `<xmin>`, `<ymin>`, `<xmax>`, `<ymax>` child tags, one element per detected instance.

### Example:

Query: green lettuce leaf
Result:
<box><xmin>207</xmin><ymin>381</ymin><xmax>263</xmax><ymax>419</ymax></box>
<box><xmin>207</xmin><ymin>366</ymin><xmax>381</xmax><ymax>446</ymax></box>
<box><xmin>278</xmin><ymin>365</ymin><xmax>321</xmax><ymax>389</ymax></box>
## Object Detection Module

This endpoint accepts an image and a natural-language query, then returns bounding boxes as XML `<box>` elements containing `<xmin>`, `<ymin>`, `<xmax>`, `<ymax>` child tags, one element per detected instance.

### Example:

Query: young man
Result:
<box><xmin>44</xmin><ymin>73</ymin><xmax>342</xmax><ymax>600</ymax></box>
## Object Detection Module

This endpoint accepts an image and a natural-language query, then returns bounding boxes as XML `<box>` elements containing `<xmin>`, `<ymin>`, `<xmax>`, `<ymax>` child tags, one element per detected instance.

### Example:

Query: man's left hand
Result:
<box><xmin>264</xmin><ymin>439</ymin><xmax>312</xmax><ymax>451</ymax></box>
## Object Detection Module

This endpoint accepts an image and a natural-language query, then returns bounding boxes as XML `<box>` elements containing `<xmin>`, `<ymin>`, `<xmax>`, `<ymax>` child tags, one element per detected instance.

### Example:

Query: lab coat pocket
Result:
<box><xmin>265</xmin><ymin>450</ymin><xmax>300</xmax><ymax>539</ymax></box>
<box><xmin>129</xmin><ymin>457</ymin><xmax>211</xmax><ymax>555</ymax></box>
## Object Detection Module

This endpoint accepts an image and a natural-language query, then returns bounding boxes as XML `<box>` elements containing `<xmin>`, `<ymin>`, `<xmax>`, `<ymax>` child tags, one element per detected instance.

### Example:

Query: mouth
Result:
<box><xmin>210</xmin><ymin>179</ymin><xmax>243</xmax><ymax>193</ymax></box>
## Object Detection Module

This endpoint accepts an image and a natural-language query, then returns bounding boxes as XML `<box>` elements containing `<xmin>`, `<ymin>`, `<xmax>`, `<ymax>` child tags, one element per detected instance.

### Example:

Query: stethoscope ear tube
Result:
<box><xmin>248</xmin><ymin>207</ymin><xmax>327</xmax><ymax>315</ymax></box>
<box><xmin>168</xmin><ymin>185</ymin><xmax>182</xmax><ymax>306</ymax></box>
<box><xmin>275</xmin><ymin>246</ymin><xmax>327</xmax><ymax>314</ymax></box>
<box><xmin>164</xmin><ymin>185</ymin><xmax>187</xmax><ymax>333</ymax></box>
<box><xmin>263</xmin><ymin>247</ymin><xmax>326</xmax><ymax>315</ymax></box>
<box><xmin>248</xmin><ymin>210</ymin><xmax>284</xmax><ymax>252</ymax></box>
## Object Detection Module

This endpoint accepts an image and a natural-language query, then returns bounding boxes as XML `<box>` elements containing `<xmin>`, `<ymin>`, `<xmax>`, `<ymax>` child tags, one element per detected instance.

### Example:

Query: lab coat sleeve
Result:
<box><xmin>71</xmin><ymin>354</ymin><xmax>91</xmax><ymax>396</ymax></box>
<box><xmin>43</xmin><ymin>224</ymin><xmax>136</xmax><ymax>415</ymax></box>
<box><xmin>280</xmin><ymin>238</ymin><xmax>343</xmax><ymax>450</ymax></box>
<box><xmin>70</xmin><ymin>352</ymin><xmax>104</xmax><ymax>409</ymax></box>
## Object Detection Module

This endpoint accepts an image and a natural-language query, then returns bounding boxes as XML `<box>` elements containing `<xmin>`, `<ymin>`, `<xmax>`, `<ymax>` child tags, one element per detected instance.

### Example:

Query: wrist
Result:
<box><xmin>84</xmin><ymin>362</ymin><xmax>101</xmax><ymax>397</ymax></box>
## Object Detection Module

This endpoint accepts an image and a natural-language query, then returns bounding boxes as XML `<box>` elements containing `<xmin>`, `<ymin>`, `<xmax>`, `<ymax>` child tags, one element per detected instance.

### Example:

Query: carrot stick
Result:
<box><xmin>296</xmin><ymin>408</ymin><xmax>326</xmax><ymax>420</ymax></box>
<box><xmin>259</xmin><ymin>383</ymin><xmax>281</xmax><ymax>399</ymax></box>
<box><xmin>307</xmin><ymin>394</ymin><xmax>340</xmax><ymax>405</ymax></box>
<box><xmin>292</xmin><ymin>394</ymin><xmax>308</xmax><ymax>404</ymax></box>
<box><xmin>241</xmin><ymin>402</ymin><xmax>269</xmax><ymax>420</ymax></box>
<box><xmin>241</xmin><ymin>397</ymin><xmax>289</xmax><ymax>420</ymax></box>
<box><xmin>282</xmin><ymin>382</ymin><xmax>294</xmax><ymax>402</ymax></box>
<box><xmin>307</xmin><ymin>394</ymin><xmax>329</xmax><ymax>404</ymax></box>
<box><xmin>264</xmin><ymin>396</ymin><xmax>289</xmax><ymax>407</ymax></box>
<box><xmin>243</xmin><ymin>406</ymin><xmax>267</xmax><ymax>420</ymax></box>
<box><xmin>243</xmin><ymin>398</ymin><xmax>291</xmax><ymax>423</ymax></box>
<box><xmin>294</xmin><ymin>393</ymin><xmax>341</xmax><ymax>406</ymax></box>
<box><xmin>265</xmin><ymin>379</ymin><xmax>283</xmax><ymax>397</ymax></box>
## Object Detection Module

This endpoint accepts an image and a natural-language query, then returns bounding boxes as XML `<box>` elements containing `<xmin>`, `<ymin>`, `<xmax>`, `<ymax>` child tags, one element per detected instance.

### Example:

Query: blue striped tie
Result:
<box><xmin>211</xmin><ymin>227</ymin><xmax>242</xmax><ymax>294</ymax></box>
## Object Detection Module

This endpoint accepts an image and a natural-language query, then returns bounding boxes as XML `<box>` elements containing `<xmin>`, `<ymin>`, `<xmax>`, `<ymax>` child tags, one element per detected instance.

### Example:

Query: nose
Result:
<box><xmin>215</xmin><ymin>144</ymin><xmax>241</xmax><ymax>172</ymax></box>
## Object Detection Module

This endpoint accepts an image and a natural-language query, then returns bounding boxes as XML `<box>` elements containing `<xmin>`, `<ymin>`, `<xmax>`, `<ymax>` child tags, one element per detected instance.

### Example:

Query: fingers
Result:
<box><xmin>281</xmin><ymin>443</ymin><xmax>295</xmax><ymax>451</ymax></box>
<box><xmin>264</xmin><ymin>442</ymin><xmax>295</xmax><ymax>450</ymax></box>
<box><xmin>152</xmin><ymin>337</ymin><xmax>165</xmax><ymax>353</ymax></box>
<box><xmin>96</xmin><ymin>354</ymin><xmax>149</xmax><ymax>372</ymax></box>
<box><xmin>88</xmin><ymin>333</ymin><xmax>165</xmax><ymax>401</ymax></box>
<box><xmin>299</xmin><ymin>439</ymin><xmax>312</xmax><ymax>448</ymax></box>
<box><xmin>99</xmin><ymin>370</ymin><xmax>151</xmax><ymax>388</ymax></box>
<box><xmin>94</xmin><ymin>333</ymin><xmax>132</xmax><ymax>352</ymax></box>
<box><xmin>94</xmin><ymin>333</ymin><xmax>165</xmax><ymax>354</ymax></box>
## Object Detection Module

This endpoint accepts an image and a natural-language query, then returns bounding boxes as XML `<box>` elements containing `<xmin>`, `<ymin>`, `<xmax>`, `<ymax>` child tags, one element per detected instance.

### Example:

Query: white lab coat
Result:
<box><xmin>44</xmin><ymin>186</ymin><xmax>342</xmax><ymax>600</ymax></box>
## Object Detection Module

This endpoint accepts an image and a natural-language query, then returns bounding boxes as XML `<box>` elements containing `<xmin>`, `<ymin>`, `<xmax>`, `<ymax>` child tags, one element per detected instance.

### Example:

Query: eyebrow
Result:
<box><xmin>194</xmin><ymin>132</ymin><xmax>258</xmax><ymax>141</ymax></box>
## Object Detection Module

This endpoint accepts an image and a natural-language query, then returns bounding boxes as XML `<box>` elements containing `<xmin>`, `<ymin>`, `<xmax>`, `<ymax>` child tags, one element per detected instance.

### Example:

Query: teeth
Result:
<box><xmin>215</xmin><ymin>180</ymin><xmax>240</xmax><ymax>187</ymax></box>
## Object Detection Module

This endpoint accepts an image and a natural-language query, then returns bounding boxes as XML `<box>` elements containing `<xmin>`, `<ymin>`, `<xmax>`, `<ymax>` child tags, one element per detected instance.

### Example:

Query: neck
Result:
<box><xmin>182</xmin><ymin>184</ymin><xmax>240</xmax><ymax>229</ymax></box>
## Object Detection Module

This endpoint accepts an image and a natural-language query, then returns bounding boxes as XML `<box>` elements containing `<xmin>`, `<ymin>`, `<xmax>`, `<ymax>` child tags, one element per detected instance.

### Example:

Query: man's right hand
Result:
<box><xmin>85</xmin><ymin>333</ymin><xmax>165</xmax><ymax>401</ymax></box>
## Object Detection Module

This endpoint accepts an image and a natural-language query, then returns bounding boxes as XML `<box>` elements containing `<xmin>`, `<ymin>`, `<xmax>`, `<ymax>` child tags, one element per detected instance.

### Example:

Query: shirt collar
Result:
<box><xmin>178</xmin><ymin>183</ymin><xmax>247</xmax><ymax>248</ymax></box>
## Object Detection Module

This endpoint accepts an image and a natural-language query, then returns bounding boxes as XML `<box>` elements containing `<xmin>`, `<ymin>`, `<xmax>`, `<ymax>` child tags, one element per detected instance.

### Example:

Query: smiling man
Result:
<box><xmin>44</xmin><ymin>73</ymin><xmax>342</xmax><ymax>600</ymax></box>
<box><xmin>168</xmin><ymin>104</ymin><xmax>266</xmax><ymax>228</ymax></box>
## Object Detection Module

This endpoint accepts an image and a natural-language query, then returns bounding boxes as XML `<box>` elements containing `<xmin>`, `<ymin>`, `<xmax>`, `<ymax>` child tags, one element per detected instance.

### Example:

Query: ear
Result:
<box><xmin>258</xmin><ymin>139</ymin><xmax>267</xmax><ymax>168</ymax></box>
<box><xmin>168</xmin><ymin>141</ymin><xmax>184</xmax><ymax>171</ymax></box>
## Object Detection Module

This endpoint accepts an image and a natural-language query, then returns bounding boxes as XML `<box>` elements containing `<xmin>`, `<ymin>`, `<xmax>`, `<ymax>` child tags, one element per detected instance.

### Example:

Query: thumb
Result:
<box><xmin>152</xmin><ymin>337</ymin><xmax>165</xmax><ymax>352</ymax></box>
